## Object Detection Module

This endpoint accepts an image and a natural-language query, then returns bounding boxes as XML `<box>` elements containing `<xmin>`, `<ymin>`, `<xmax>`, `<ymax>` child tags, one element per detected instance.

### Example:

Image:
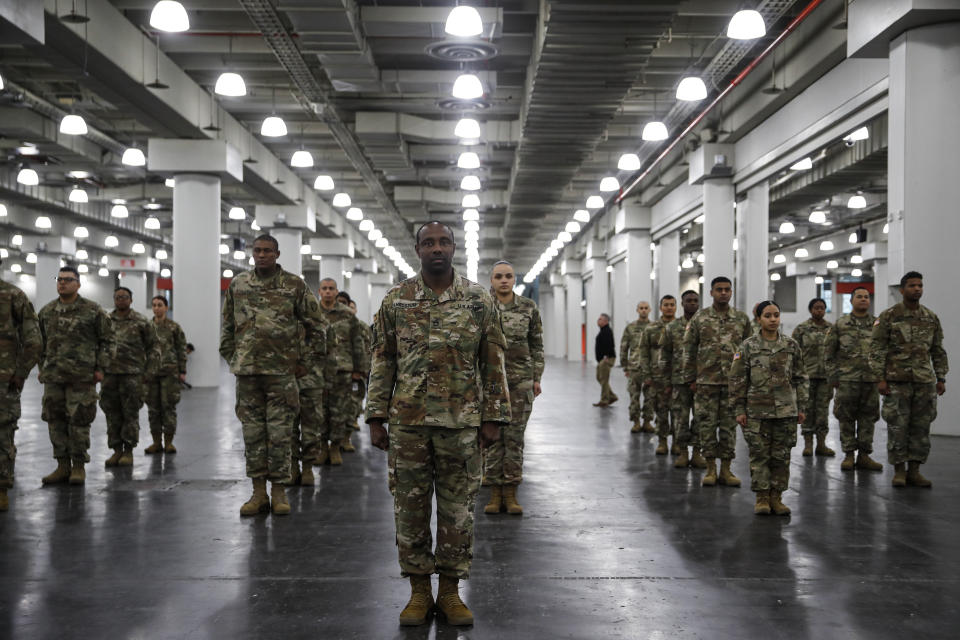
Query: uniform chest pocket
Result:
<box><xmin>502</xmin><ymin>312</ymin><xmax>527</xmax><ymax>343</ymax></box>
<box><xmin>395</xmin><ymin>308</ymin><xmax>429</xmax><ymax>349</ymax></box>
<box><xmin>749</xmin><ymin>355</ymin><xmax>771</xmax><ymax>386</ymax></box>
<box><xmin>911</xmin><ymin>318</ymin><xmax>936</xmax><ymax>345</ymax></box>
<box><xmin>443</xmin><ymin>306</ymin><xmax>482</xmax><ymax>355</ymax></box>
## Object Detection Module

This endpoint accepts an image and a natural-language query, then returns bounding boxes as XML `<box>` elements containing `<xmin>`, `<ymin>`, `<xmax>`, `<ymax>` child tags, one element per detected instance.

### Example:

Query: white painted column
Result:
<box><xmin>737</xmin><ymin>182</ymin><xmax>769</xmax><ymax>313</ymax></box>
<box><xmin>369</xmin><ymin>272</ymin><xmax>394</xmax><ymax>319</ymax></box>
<box><xmin>551</xmin><ymin>279</ymin><xmax>567</xmax><ymax>359</ymax></box>
<box><xmin>796</xmin><ymin>275</ymin><xmax>818</xmax><ymax>316</ymax></box>
<box><xmin>886</xmin><ymin>21</ymin><xmax>960</xmax><ymax>436</ymax></box>
<box><xmin>658</xmin><ymin>232</ymin><xmax>680</xmax><ymax>303</ymax></box>
<box><xmin>351</xmin><ymin>271</ymin><xmax>372</xmax><ymax>324</ymax></box>
<box><xmin>615</xmin><ymin>200</ymin><xmax>654</xmax><ymax>308</ymax></box>
<box><xmin>119</xmin><ymin>272</ymin><xmax>148</xmax><ymax>312</ymax></box>
<box><xmin>562</xmin><ymin>261</ymin><xmax>583</xmax><ymax>362</ymax></box>
<box><xmin>538</xmin><ymin>286</ymin><xmax>555</xmax><ymax>357</ymax></box>
<box><xmin>35</xmin><ymin>253</ymin><xmax>60</xmax><ymax>305</ymax></box>
<box><xmin>872</xmin><ymin>259</ymin><xmax>889</xmax><ymax>314</ymax></box>
<box><xmin>702</xmin><ymin>179</ymin><xmax>736</xmax><ymax>290</ymax></box>
<box><xmin>319</xmin><ymin>257</ymin><xmax>347</xmax><ymax>288</ymax></box>
<box><xmin>271</xmin><ymin>228</ymin><xmax>303</xmax><ymax>278</ymax></box>
<box><xmin>583</xmin><ymin>240</ymin><xmax>609</xmax><ymax>345</ymax></box>
<box><xmin>172</xmin><ymin>174</ymin><xmax>221</xmax><ymax>388</ymax></box>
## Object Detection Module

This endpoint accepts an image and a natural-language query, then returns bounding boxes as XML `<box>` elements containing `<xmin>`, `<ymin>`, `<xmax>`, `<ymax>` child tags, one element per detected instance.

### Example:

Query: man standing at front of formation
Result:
<box><xmin>621</xmin><ymin>302</ymin><xmax>652</xmax><ymax>431</ymax></box>
<box><xmin>870</xmin><ymin>271</ymin><xmax>948</xmax><ymax>488</ymax></box>
<box><xmin>594</xmin><ymin>314</ymin><xmax>617</xmax><ymax>407</ymax></box>
<box><xmin>101</xmin><ymin>287</ymin><xmax>157</xmax><ymax>468</ymax></box>
<box><xmin>636</xmin><ymin>295</ymin><xmax>676</xmax><ymax>455</ymax></box>
<box><xmin>220</xmin><ymin>234</ymin><xmax>325</xmax><ymax>516</ymax></box>
<box><xmin>317</xmin><ymin>279</ymin><xmax>367</xmax><ymax>463</ymax></box>
<box><xmin>0</xmin><ymin>259</ymin><xmax>42</xmax><ymax>511</ymax></box>
<box><xmin>367</xmin><ymin>222</ymin><xmax>510</xmax><ymax>627</ymax></box>
<box><xmin>38</xmin><ymin>266</ymin><xmax>111</xmax><ymax>486</ymax></box>
<box><xmin>683</xmin><ymin>276</ymin><xmax>752</xmax><ymax>487</ymax></box>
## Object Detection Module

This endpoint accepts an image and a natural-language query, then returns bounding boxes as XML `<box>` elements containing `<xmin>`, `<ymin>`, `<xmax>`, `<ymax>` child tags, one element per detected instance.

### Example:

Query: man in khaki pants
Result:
<box><xmin>594</xmin><ymin>313</ymin><xmax>618</xmax><ymax>407</ymax></box>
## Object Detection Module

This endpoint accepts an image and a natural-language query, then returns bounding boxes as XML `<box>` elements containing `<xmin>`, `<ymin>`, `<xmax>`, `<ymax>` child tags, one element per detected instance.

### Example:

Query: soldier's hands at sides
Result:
<box><xmin>877</xmin><ymin>380</ymin><xmax>891</xmax><ymax>396</ymax></box>
<box><xmin>351</xmin><ymin>371</ymin><xmax>365</xmax><ymax>381</ymax></box>
<box><xmin>736</xmin><ymin>414</ymin><xmax>747</xmax><ymax>427</ymax></box>
<box><xmin>179</xmin><ymin>374</ymin><xmax>186</xmax><ymax>383</ymax></box>
<box><xmin>369</xmin><ymin>420</ymin><xmax>389</xmax><ymax>451</ymax></box>
<box><xmin>533</xmin><ymin>381</ymin><xmax>542</xmax><ymax>397</ymax></box>
<box><xmin>479</xmin><ymin>422</ymin><xmax>501</xmax><ymax>449</ymax></box>
<box><xmin>94</xmin><ymin>371</ymin><xmax>104</xmax><ymax>384</ymax></box>
<box><xmin>8</xmin><ymin>375</ymin><xmax>25</xmax><ymax>392</ymax></box>
<box><xmin>937</xmin><ymin>381</ymin><xmax>946</xmax><ymax>396</ymax></box>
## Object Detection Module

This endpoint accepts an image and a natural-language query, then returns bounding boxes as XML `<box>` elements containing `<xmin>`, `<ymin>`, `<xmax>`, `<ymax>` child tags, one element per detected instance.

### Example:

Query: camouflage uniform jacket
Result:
<box><xmin>219</xmin><ymin>266</ymin><xmax>324</xmax><ymax>376</ymax></box>
<box><xmin>296</xmin><ymin>314</ymin><xmax>331</xmax><ymax>390</ymax></box>
<box><xmin>494</xmin><ymin>292</ymin><xmax>544</xmax><ymax>392</ymax></box>
<box><xmin>321</xmin><ymin>302</ymin><xmax>369</xmax><ymax>376</ymax></box>
<box><xmin>682</xmin><ymin>306</ymin><xmax>752</xmax><ymax>385</ymax></box>
<box><xmin>792</xmin><ymin>318</ymin><xmax>832</xmax><ymax>380</ymax></box>
<box><xmin>147</xmin><ymin>317</ymin><xmax>187</xmax><ymax>378</ymax></box>
<box><xmin>729</xmin><ymin>333</ymin><xmax>809</xmax><ymax>419</ymax></box>
<box><xmin>634</xmin><ymin>317</ymin><xmax>673</xmax><ymax>381</ymax></box>
<box><xmin>0</xmin><ymin>279</ymin><xmax>42</xmax><ymax>380</ymax></box>
<box><xmin>38</xmin><ymin>295</ymin><xmax>112</xmax><ymax>383</ymax></box>
<box><xmin>620</xmin><ymin>319</ymin><xmax>649</xmax><ymax>372</ymax></box>
<box><xmin>105</xmin><ymin>309</ymin><xmax>158</xmax><ymax>375</ymax></box>
<box><xmin>659</xmin><ymin>315</ymin><xmax>692</xmax><ymax>386</ymax></box>
<box><xmin>869</xmin><ymin>302</ymin><xmax>948</xmax><ymax>383</ymax></box>
<box><xmin>367</xmin><ymin>271</ymin><xmax>511</xmax><ymax>428</ymax></box>
<box><xmin>823</xmin><ymin>313</ymin><xmax>876</xmax><ymax>384</ymax></box>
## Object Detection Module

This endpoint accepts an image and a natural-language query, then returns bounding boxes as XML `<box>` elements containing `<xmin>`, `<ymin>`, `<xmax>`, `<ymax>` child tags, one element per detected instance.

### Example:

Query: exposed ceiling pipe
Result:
<box><xmin>616</xmin><ymin>0</ymin><xmax>827</xmax><ymax>205</ymax></box>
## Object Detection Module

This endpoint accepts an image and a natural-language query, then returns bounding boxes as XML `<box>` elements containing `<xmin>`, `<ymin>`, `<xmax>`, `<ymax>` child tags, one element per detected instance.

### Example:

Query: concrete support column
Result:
<box><xmin>702</xmin><ymin>179</ymin><xmax>736</xmax><ymax>289</ymax></box>
<box><xmin>796</xmin><ymin>275</ymin><xmax>818</xmax><ymax>317</ymax></box>
<box><xmin>872</xmin><ymin>259</ymin><xmax>890</xmax><ymax>313</ymax></box>
<box><xmin>172</xmin><ymin>173</ymin><xmax>221</xmax><ymax>388</ymax></box>
<box><xmin>737</xmin><ymin>183</ymin><xmax>769</xmax><ymax>313</ymax></box>
<box><xmin>271</xmin><ymin>228</ymin><xmax>303</xmax><ymax>278</ymax></box>
<box><xmin>551</xmin><ymin>280</ymin><xmax>567</xmax><ymax>359</ymax></box>
<box><xmin>35</xmin><ymin>253</ymin><xmax>60</xmax><ymax>305</ymax></box>
<box><xmin>562</xmin><ymin>261</ymin><xmax>583</xmax><ymax>363</ymax></box>
<box><xmin>583</xmin><ymin>250</ymin><xmax>609</xmax><ymax>343</ymax></box>
<box><xmin>119</xmin><ymin>272</ymin><xmax>148</xmax><ymax>312</ymax></box>
<box><xmin>614</xmin><ymin>201</ymin><xmax>654</xmax><ymax>309</ymax></box>
<box><xmin>538</xmin><ymin>286</ymin><xmax>555</xmax><ymax>357</ymax></box>
<box><xmin>369</xmin><ymin>273</ymin><xmax>394</xmax><ymax>318</ymax></box>
<box><xmin>658</xmin><ymin>232</ymin><xmax>680</xmax><ymax>302</ymax></box>
<box><xmin>351</xmin><ymin>271</ymin><xmax>372</xmax><ymax>324</ymax></box>
<box><xmin>320</xmin><ymin>258</ymin><xmax>347</xmax><ymax>289</ymax></box>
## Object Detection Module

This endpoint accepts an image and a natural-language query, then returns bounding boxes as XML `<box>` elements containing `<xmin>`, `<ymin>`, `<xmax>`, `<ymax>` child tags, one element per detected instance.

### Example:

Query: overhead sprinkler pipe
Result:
<box><xmin>616</xmin><ymin>0</ymin><xmax>827</xmax><ymax>204</ymax></box>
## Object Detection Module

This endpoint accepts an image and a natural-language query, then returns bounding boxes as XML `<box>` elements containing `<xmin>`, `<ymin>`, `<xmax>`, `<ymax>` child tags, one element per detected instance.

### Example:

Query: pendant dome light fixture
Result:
<box><xmin>358</xmin><ymin>219</ymin><xmax>374</xmax><ymax>232</ymax></box>
<box><xmin>847</xmin><ymin>193</ymin><xmax>867</xmax><ymax>209</ymax></box>
<box><xmin>727</xmin><ymin>9</ymin><xmax>766</xmax><ymax>40</ymax></box>
<box><xmin>60</xmin><ymin>114</ymin><xmax>88</xmax><ymax>136</ymax></box>
<box><xmin>457</xmin><ymin>152</ymin><xmax>480</xmax><ymax>169</ymax></box>
<box><xmin>69</xmin><ymin>187</ymin><xmax>88</xmax><ymax>203</ymax></box>
<box><xmin>346</xmin><ymin>207</ymin><xmax>364</xmax><ymax>221</ymax></box>
<box><xmin>214</xmin><ymin>72</ymin><xmax>246</xmax><ymax>97</ymax></box>
<box><xmin>313</xmin><ymin>175</ymin><xmax>335</xmax><ymax>191</ymax></box>
<box><xmin>618</xmin><ymin>153</ymin><xmax>641</xmax><ymax>171</ymax></box>
<box><xmin>573</xmin><ymin>209</ymin><xmax>590</xmax><ymax>223</ymax></box>
<box><xmin>145</xmin><ymin>216</ymin><xmax>161</xmax><ymax>230</ymax></box>
<box><xmin>599</xmin><ymin>177</ymin><xmax>620</xmax><ymax>192</ymax></box>
<box><xmin>260</xmin><ymin>87</ymin><xmax>287</xmax><ymax>137</ymax></box>
<box><xmin>121</xmin><ymin>147</ymin><xmax>146</xmax><ymax>167</ymax></box>
<box><xmin>461</xmin><ymin>193</ymin><xmax>480</xmax><ymax>208</ymax></box>
<box><xmin>778</xmin><ymin>221</ymin><xmax>795</xmax><ymax>234</ymax></box>
<box><xmin>642</xmin><ymin>121</ymin><xmax>668</xmax><ymax>142</ymax></box>
<box><xmin>445</xmin><ymin>5</ymin><xmax>483</xmax><ymax>37</ymax></box>
<box><xmin>676</xmin><ymin>76</ymin><xmax>707</xmax><ymax>101</ymax></box>
<box><xmin>790</xmin><ymin>157</ymin><xmax>813</xmax><ymax>171</ymax></box>
<box><xmin>462</xmin><ymin>209</ymin><xmax>480</xmax><ymax>221</ymax></box>
<box><xmin>150</xmin><ymin>1</ymin><xmax>190</xmax><ymax>32</ymax></box>
<box><xmin>452</xmin><ymin>73</ymin><xmax>484</xmax><ymax>100</ymax></box>
<box><xmin>808</xmin><ymin>210</ymin><xmax>827</xmax><ymax>224</ymax></box>
<box><xmin>454</xmin><ymin>118</ymin><xmax>481</xmax><ymax>139</ymax></box>
<box><xmin>228</xmin><ymin>207</ymin><xmax>246</xmax><ymax>220</ymax></box>
<box><xmin>460</xmin><ymin>175</ymin><xmax>481</xmax><ymax>191</ymax></box>
<box><xmin>291</xmin><ymin>150</ymin><xmax>314</xmax><ymax>168</ymax></box>
<box><xmin>565</xmin><ymin>221</ymin><xmax>581</xmax><ymax>234</ymax></box>
<box><xmin>585</xmin><ymin>195</ymin><xmax>604</xmax><ymax>209</ymax></box>
<box><xmin>111</xmin><ymin>203</ymin><xmax>129</xmax><ymax>219</ymax></box>
<box><xmin>17</xmin><ymin>167</ymin><xmax>39</xmax><ymax>186</ymax></box>
<box><xmin>332</xmin><ymin>192</ymin><xmax>351</xmax><ymax>207</ymax></box>
<box><xmin>74</xmin><ymin>226</ymin><xmax>89</xmax><ymax>239</ymax></box>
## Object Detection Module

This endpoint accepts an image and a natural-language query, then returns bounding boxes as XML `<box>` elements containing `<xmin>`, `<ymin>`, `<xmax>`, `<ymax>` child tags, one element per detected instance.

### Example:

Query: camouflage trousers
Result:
<box><xmin>741</xmin><ymin>417</ymin><xmax>797</xmax><ymax>492</ymax></box>
<box><xmin>834</xmin><ymin>381</ymin><xmax>879</xmax><ymax>453</ymax></box>
<box><xmin>648</xmin><ymin>380</ymin><xmax>671</xmax><ymax>437</ymax></box>
<box><xmin>484</xmin><ymin>387</ymin><xmax>533</xmax><ymax>485</ymax></box>
<box><xmin>235</xmin><ymin>374</ymin><xmax>298</xmax><ymax>481</ymax></box>
<box><xmin>596</xmin><ymin>358</ymin><xmax>617</xmax><ymax>404</ymax></box>
<box><xmin>0</xmin><ymin>386</ymin><xmax>21</xmax><ymax>488</ymax></box>
<box><xmin>671</xmin><ymin>385</ymin><xmax>698</xmax><ymax>448</ymax></box>
<box><xmin>350</xmin><ymin>379</ymin><xmax>366</xmax><ymax>421</ymax></box>
<box><xmin>145</xmin><ymin>375</ymin><xmax>181</xmax><ymax>438</ymax></box>
<box><xmin>42</xmin><ymin>381</ymin><xmax>98</xmax><ymax>463</ymax></box>
<box><xmin>695</xmin><ymin>384</ymin><xmax>737</xmax><ymax>460</ymax></box>
<box><xmin>100</xmin><ymin>374</ymin><xmax>144</xmax><ymax>449</ymax></box>
<box><xmin>882</xmin><ymin>382</ymin><xmax>937</xmax><ymax>464</ymax></box>
<box><xmin>389</xmin><ymin>424</ymin><xmax>480</xmax><ymax>579</ymax></box>
<box><xmin>322</xmin><ymin>371</ymin><xmax>355</xmax><ymax>444</ymax></box>
<box><xmin>292</xmin><ymin>386</ymin><xmax>325</xmax><ymax>463</ymax></box>
<box><xmin>801</xmin><ymin>378</ymin><xmax>833</xmax><ymax>436</ymax></box>
<box><xmin>627</xmin><ymin>373</ymin><xmax>653</xmax><ymax>423</ymax></box>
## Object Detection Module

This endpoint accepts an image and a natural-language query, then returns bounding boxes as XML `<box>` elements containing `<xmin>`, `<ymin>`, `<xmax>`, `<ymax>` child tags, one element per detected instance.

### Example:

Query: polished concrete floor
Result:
<box><xmin>1</xmin><ymin>358</ymin><xmax>958</xmax><ymax>639</ymax></box>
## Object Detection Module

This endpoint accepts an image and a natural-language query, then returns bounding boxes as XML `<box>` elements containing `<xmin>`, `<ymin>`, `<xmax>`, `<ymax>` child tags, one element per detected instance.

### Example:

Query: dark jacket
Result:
<box><xmin>595</xmin><ymin>325</ymin><xmax>616</xmax><ymax>362</ymax></box>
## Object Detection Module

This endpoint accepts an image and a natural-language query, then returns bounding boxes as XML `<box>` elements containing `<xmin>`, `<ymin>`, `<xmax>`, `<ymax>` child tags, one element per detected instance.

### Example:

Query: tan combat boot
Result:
<box><xmin>702</xmin><ymin>459</ymin><xmax>718</xmax><ymax>486</ymax></box>
<box><xmin>655</xmin><ymin>437</ymin><xmax>668</xmax><ymax>455</ymax></box>
<box><xmin>802</xmin><ymin>434</ymin><xmax>813</xmax><ymax>456</ymax></box>
<box><xmin>856</xmin><ymin>452</ymin><xmax>883</xmax><ymax>472</ymax></box>
<box><xmin>630</xmin><ymin>421</ymin><xmax>642</xmax><ymax>433</ymax></box>
<box><xmin>341</xmin><ymin>436</ymin><xmax>356</xmax><ymax>452</ymax></box>
<box><xmin>436</xmin><ymin>574</ymin><xmax>473</xmax><ymax>626</ymax></box>
<box><xmin>0</xmin><ymin>488</ymin><xmax>8</xmax><ymax>512</ymax></box>
<box><xmin>641</xmin><ymin>419</ymin><xmax>655</xmax><ymax>433</ymax></box>
<box><xmin>329</xmin><ymin>443</ymin><xmax>343</xmax><ymax>466</ymax></box>
<box><xmin>718</xmin><ymin>459</ymin><xmax>741</xmax><ymax>487</ymax></box>
<box><xmin>105</xmin><ymin>447</ymin><xmax>123</xmax><ymax>467</ymax></box>
<box><xmin>42</xmin><ymin>458</ymin><xmax>71</xmax><ymax>485</ymax></box>
<box><xmin>144</xmin><ymin>433</ymin><xmax>162</xmax><ymax>455</ymax></box>
<box><xmin>270</xmin><ymin>482</ymin><xmax>291</xmax><ymax>515</ymax></box>
<box><xmin>906</xmin><ymin>461</ymin><xmax>932</xmax><ymax>487</ymax></box>
<box><xmin>769</xmin><ymin>490</ymin><xmax>791</xmax><ymax>515</ymax></box>
<box><xmin>118</xmin><ymin>445</ymin><xmax>134</xmax><ymax>467</ymax></box>
<box><xmin>68</xmin><ymin>460</ymin><xmax>86</xmax><ymax>485</ymax></box>
<box><xmin>502</xmin><ymin>485</ymin><xmax>523</xmax><ymax>515</ymax></box>
<box><xmin>754</xmin><ymin>491</ymin><xmax>771</xmax><ymax>515</ymax></box>
<box><xmin>815</xmin><ymin>435</ymin><xmax>835</xmax><ymax>457</ymax></box>
<box><xmin>840</xmin><ymin>451</ymin><xmax>856</xmax><ymax>471</ymax></box>
<box><xmin>674</xmin><ymin>448</ymin><xmax>690</xmax><ymax>468</ymax></box>
<box><xmin>316</xmin><ymin>442</ymin><xmax>330</xmax><ymax>465</ymax></box>
<box><xmin>892</xmin><ymin>463</ymin><xmax>907</xmax><ymax>487</ymax></box>
<box><xmin>240</xmin><ymin>478</ymin><xmax>270</xmax><ymax>516</ymax></box>
<box><xmin>300</xmin><ymin>464</ymin><xmax>314</xmax><ymax>486</ymax></box>
<box><xmin>399</xmin><ymin>574</ymin><xmax>434</xmax><ymax>626</ymax></box>
<box><xmin>163</xmin><ymin>434</ymin><xmax>177</xmax><ymax>454</ymax></box>
<box><xmin>690</xmin><ymin>448</ymin><xmax>708</xmax><ymax>469</ymax></box>
<box><xmin>483</xmin><ymin>486</ymin><xmax>503</xmax><ymax>514</ymax></box>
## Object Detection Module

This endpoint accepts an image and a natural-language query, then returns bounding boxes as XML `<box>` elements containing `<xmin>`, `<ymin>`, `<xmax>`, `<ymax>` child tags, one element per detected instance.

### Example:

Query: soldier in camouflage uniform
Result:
<box><xmin>870</xmin><ymin>271</ymin><xmax>948</xmax><ymax>488</ymax></box>
<box><xmin>660</xmin><ymin>290</ymin><xmax>707</xmax><ymax>469</ymax></box>
<box><xmin>730</xmin><ymin>300</ymin><xmax>808</xmax><ymax>516</ymax></box>
<box><xmin>220</xmin><ymin>235</ymin><xmax>326</xmax><ymax>516</ymax></box>
<box><xmin>38</xmin><ymin>266</ymin><xmax>112</xmax><ymax>486</ymax></box>
<box><xmin>621</xmin><ymin>302</ymin><xmax>652</xmax><ymax>432</ymax></box>
<box><xmin>100</xmin><ymin>287</ymin><xmax>157</xmax><ymax>468</ymax></box>
<box><xmin>483</xmin><ymin>261</ymin><xmax>543</xmax><ymax>516</ymax></box>
<box><xmin>683</xmin><ymin>276</ymin><xmax>751</xmax><ymax>488</ymax></box>
<box><xmin>635</xmin><ymin>295</ymin><xmax>676</xmax><ymax>455</ymax></box>
<box><xmin>367</xmin><ymin>222</ymin><xmax>510</xmax><ymax>627</ymax></box>
<box><xmin>792</xmin><ymin>298</ymin><xmax>835</xmax><ymax>457</ymax></box>
<box><xmin>290</xmin><ymin>313</ymin><xmax>330</xmax><ymax>486</ymax></box>
<box><xmin>317</xmin><ymin>279</ymin><xmax>368</xmax><ymax>462</ymax></box>
<box><xmin>340</xmin><ymin>294</ymin><xmax>371</xmax><ymax>435</ymax></box>
<box><xmin>823</xmin><ymin>286</ymin><xmax>882</xmax><ymax>471</ymax></box>
<box><xmin>0</xmin><ymin>264</ymin><xmax>42</xmax><ymax>511</ymax></box>
<box><xmin>144</xmin><ymin>295</ymin><xmax>187</xmax><ymax>455</ymax></box>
